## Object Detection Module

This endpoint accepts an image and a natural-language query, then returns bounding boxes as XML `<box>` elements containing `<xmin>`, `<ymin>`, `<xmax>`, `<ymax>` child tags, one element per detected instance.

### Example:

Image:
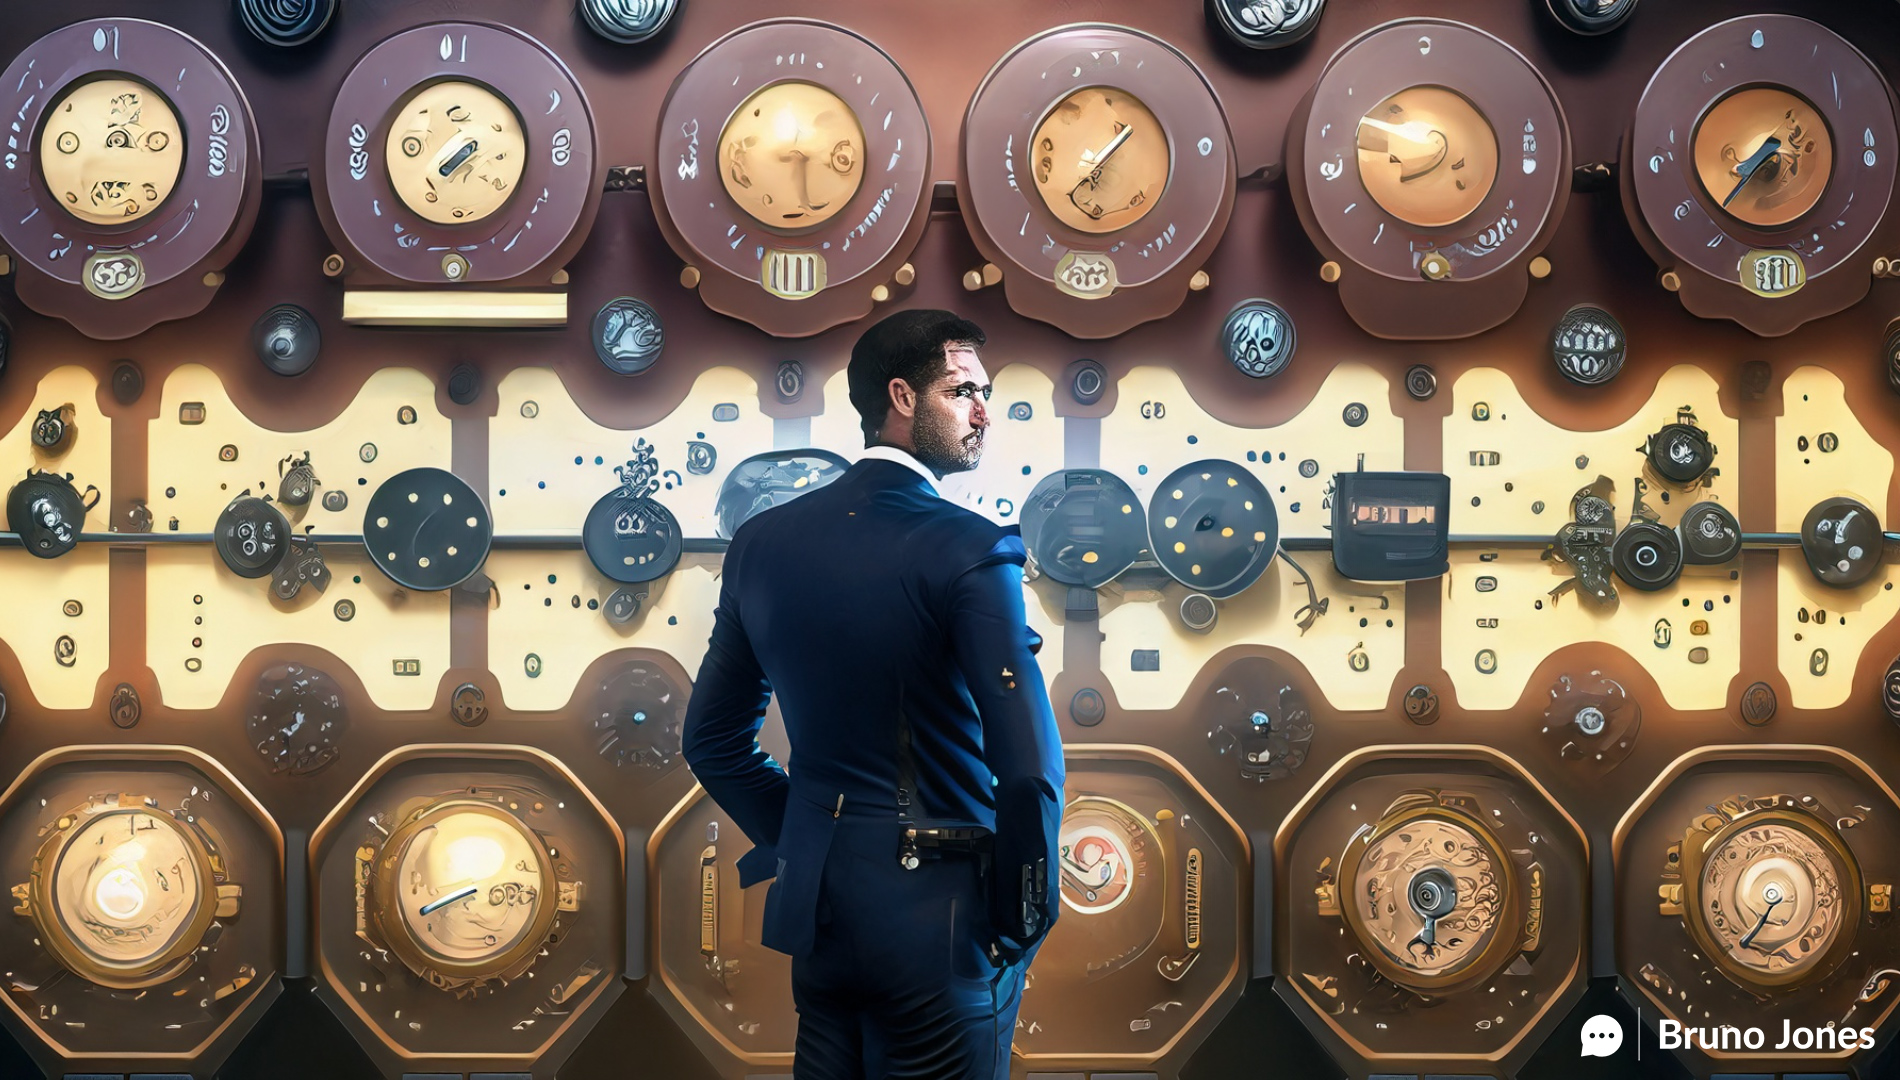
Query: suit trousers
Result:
<box><xmin>786</xmin><ymin>813</ymin><xmax>1032</xmax><ymax>1079</ymax></box>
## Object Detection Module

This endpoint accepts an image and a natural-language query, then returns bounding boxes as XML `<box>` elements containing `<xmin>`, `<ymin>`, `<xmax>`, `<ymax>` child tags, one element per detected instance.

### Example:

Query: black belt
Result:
<box><xmin>899</xmin><ymin>822</ymin><xmax>994</xmax><ymax>870</ymax></box>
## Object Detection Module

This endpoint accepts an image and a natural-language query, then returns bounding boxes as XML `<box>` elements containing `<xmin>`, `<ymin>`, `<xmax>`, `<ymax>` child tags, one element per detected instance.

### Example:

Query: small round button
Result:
<box><xmin>1645</xmin><ymin>421</ymin><xmax>1715</xmax><ymax>484</ymax></box>
<box><xmin>215</xmin><ymin>496</ymin><xmax>290</xmax><ymax>579</ymax></box>
<box><xmin>1611</xmin><ymin>519</ymin><xmax>1683</xmax><ymax>591</ymax></box>
<box><xmin>1678</xmin><ymin>501</ymin><xmax>1741</xmax><ymax>564</ymax></box>
<box><xmin>1800</xmin><ymin>496</ymin><xmax>1883</xmax><ymax>589</ymax></box>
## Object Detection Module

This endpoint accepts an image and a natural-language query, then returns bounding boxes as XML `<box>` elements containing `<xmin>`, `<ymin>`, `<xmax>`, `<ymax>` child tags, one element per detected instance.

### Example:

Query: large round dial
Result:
<box><xmin>1693</xmin><ymin>88</ymin><xmax>1831</xmax><ymax>229</ymax></box>
<box><xmin>1355</xmin><ymin>86</ymin><xmax>1496</xmax><ymax>229</ymax></box>
<box><xmin>385</xmin><ymin>79</ymin><xmax>525</xmax><ymax>225</ymax></box>
<box><xmin>1624</xmin><ymin>16</ymin><xmax>1898</xmax><ymax>334</ymax></box>
<box><xmin>719</xmin><ymin>81</ymin><xmax>865</xmax><ymax>231</ymax></box>
<box><xmin>30</xmin><ymin>804</ymin><xmax>218</xmax><ymax>988</ymax></box>
<box><xmin>1058</xmin><ymin>797</ymin><xmax>1158</xmax><ymax>916</ymax></box>
<box><xmin>318</xmin><ymin>23</ymin><xmax>598</xmax><ymax>285</ymax></box>
<box><xmin>1348</xmin><ymin>815</ymin><xmax>1505</xmax><ymax>981</ymax></box>
<box><xmin>960</xmin><ymin>25</ymin><xmax>1235</xmax><ymax>336</ymax></box>
<box><xmin>1031</xmin><ymin>87</ymin><xmax>1168</xmax><ymax>235</ymax></box>
<box><xmin>651</xmin><ymin>20</ymin><xmax>930</xmax><ymax>335</ymax></box>
<box><xmin>1147</xmin><ymin>459</ymin><xmax>1279</xmax><ymax>599</ymax></box>
<box><xmin>392</xmin><ymin>807</ymin><xmax>548</xmax><ymax>964</ymax></box>
<box><xmin>1288</xmin><ymin>20</ymin><xmax>1569</xmax><ymax>339</ymax></box>
<box><xmin>0</xmin><ymin>19</ymin><xmax>262</xmax><ymax>338</ymax></box>
<box><xmin>39</xmin><ymin>77</ymin><xmax>184</xmax><ymax>225</ymax></box>
<box><xmin>1678</xmin><ymin>804</ymin><xmax>1861</xmax><ymax>990</ymax></box>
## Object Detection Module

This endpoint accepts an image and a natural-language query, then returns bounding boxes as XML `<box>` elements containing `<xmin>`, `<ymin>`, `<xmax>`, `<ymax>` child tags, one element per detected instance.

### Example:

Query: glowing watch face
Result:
<box><xmin>385</xmin><ymin>80</ymin><xmax>526</xmax><ymax>225</ymax></box>
<box><xmin>50</xmin><ymin>808</ymin><xmax>204</xmax><ymax>971</ymax></box>
<box><xmin>1031</xmin><ymin>86</ymin><xmax>1169</xmax><ymax>235</ymax></box>
<box><xmin>1693</xmin><ymin>87</ymin><xmax>1833</xmax><ymax>229</ymax></box>
<box><xmin>1349</xmin><ymin>815</ymin><xmax>1507</xmax><ymax>980</ymax></box>
<box><xmin>1058</xmin><ymin>797</ymin><xmax>1159</xmax><ymax>917</ymax></box>
<box><xmin>393</xmin><ymin>808</ymin><xmax>548</xmax><ymax>964</ymax></box>
<box><xmin>719</xmin><ymin>80</ymin><xmax>865</xmax><ymax>230</ymax></box>
<box><xmin>1355</xmin><ymin>85</ymin><xmax>1498</xmax><ymax>229</ymax></box>
<box><xmin>1696</xmin><ymin>818</ymin><xmax>1848</xmax><ymax>978</ymax></box>
<box><xmin>39</xmin><ymin>78</ymin><xmax>184</xmax><ymax>225</ymax></box>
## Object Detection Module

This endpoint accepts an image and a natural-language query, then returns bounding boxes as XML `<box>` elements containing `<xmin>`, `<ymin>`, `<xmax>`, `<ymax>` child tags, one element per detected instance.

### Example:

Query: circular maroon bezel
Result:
<box><xmin>1295</xmin><ymin>20</ymin><xmax>1567</xmax><ymax>283</ymax></box>
<box><xmin>649</xmin><ymin>19</ymin><xmax>931</xmax><ymax>333</ymax></box>
<box><xmin>0</xmin><ymin>19</ymin><xmax>258</xmax><ymax>292</ymax></box>
<box><xmin>319</xmin><ymin>23</ymin><xmax>598</xmax><ymax>284</ymax></box>
<box><xmin>1629</xmin><ymin>15</ymin><xmax>1898</xmax><ymax>290</ymax></box>
<box><xmin>960</xmin><ymin>23</ymin><xmax>1235</xmax><ymax>337</ymax></box>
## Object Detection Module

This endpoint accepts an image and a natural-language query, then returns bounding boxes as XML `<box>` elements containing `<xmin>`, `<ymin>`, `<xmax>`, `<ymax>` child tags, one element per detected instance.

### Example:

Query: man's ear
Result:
<box><xmin>886</xmin><ymin>376</ymin><xmax>917</xmax><ymax>420</ymax></box>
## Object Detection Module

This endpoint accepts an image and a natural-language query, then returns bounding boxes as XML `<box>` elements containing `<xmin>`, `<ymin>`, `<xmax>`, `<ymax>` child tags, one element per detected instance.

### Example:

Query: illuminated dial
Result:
<box><xmin>384</xmin><ymin>80</ymin><xmax>525</xmax><ymax>225</ymax></box>
<box><xmin>1674</xmin><ymin>802</ymin><xmax>1863</xmax><ymax>990</ymax></box>
<box><xmin>1693</xmin><ymin>88</ymin><xmax>1831</xmax><ymax>229</ymax></box>
<box><xmin>1624</xmin><ymin>16</ymin><xmax>1897</xmax><ymax>333</ymax></box>
<box><xmin>392</xmin><ymin>807</ymin><xmax>547</xmax><ymax>964</ymax></box>
<box><xmin>1287</xmin><ymin>19</ymin><xmax>1570</xmax><ymax>338</ymax></box>
<box><xmin>45</xmin><ymin>808</ymin><xmax>209</xmax><ymax>983</ymax></box>
<box><xmin>39</xmin><ymin>78</ymin><xmax>184</xmax><ymax>225</ymax></box>
<box><xmin>1058</xmin><ymin>797</ymin><xmax>1158</xmax><ymax>915</ymax></box>
<box><xmin>719</xmin><ymin>81</ymin><xmax>865</xmax><ymax>230</ymax></box>
<box><xmin>1030</xmin><ymin>87</ymin><xmax>1169</xmax><ymax>235</ymax></box>
<box><xmin>1355</xmin><ymin>86</ymin><xmax>1496</xmax><ymax>229</ymax></box>
<box><xmin>1348</xmin><ymin>815</ymin><xmax>1506</xmax><ymax>981</ymax></box>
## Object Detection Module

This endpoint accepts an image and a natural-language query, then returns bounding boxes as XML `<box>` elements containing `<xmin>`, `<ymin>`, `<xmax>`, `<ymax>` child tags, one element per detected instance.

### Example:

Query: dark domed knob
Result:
<box><xmin>1645</xmin><ymin>420</ymin><xmax>1715</xmax><ymax>484</ymax></box>
<box><xmin>1678</xmin><ymin>501</ymin><xmax>1741</xmax><ymax>565</ymax></box>
<box><xmin>238</xmin><ymin>0</ymin><xmax>336</xmax><ymax>46</ymax></box>
<box><xmin>1551</xmin><ymin>306</ymin><xmax>1625</xmax><ymax>386</ymax></box>
<box><xmin>1209</xmin><ymin>0</ymin><xmax>1326</xmax><ymax>49</ymax></box>
<box><xmin>1801</xmin><ymin>496</ymin><xmax>1883</xmax><ymax>589</ymax></box>
<box><xmin>215</xmin><ymin>496</ymin><xmax>290</xmax><ymax>579</ymax></box>
<box><xmin>579</xmin><ymin>0</ymin><xmax>680</xmax><ymax>45</ymax></box>
<box><xmin>1612</xmin><ymin>519</ymin><xmax>1683</xmax><ymax>591</ymax></box>
<box><xmin>1546</xmin><ymin>0</ymin><xmax>1639</xmax><ymax>35</ymax></box>
<box><xmin>253</xmin><ymin>304</ymin><xmax>321</xmax><ymax>377</ymax></box>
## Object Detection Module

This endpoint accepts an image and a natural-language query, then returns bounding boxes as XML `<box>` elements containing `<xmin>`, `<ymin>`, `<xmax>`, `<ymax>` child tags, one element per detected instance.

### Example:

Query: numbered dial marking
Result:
<box><xmin>1031</xmin><ymin>86</ymin><xmax>1169</xmax><ymax>235</ymax></box>
<box><xmin>719</xmin><ymin>80</ymin><xmax>865</xmax><ymax>230</ymax></box>
<box><xmin>385</xmin><ymin>80</ymin><xmax>525</xmax><ymax>225</ymax></box>
<box><xmin>40</xmin><ymin>78</ymin><xmax>183</xmax><ymax>225</ymax></box>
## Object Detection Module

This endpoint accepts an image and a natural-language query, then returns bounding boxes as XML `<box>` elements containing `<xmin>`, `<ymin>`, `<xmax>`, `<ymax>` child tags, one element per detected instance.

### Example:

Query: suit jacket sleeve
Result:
<box><xmin>681</xmin><ymin>537</ymin><xmax>789</xmax><ymax>883</ymax></box>
<box><xmin>948</xmin><ymin>534</ymin><xmax>1065</xmax><ymax>955</ymax></box>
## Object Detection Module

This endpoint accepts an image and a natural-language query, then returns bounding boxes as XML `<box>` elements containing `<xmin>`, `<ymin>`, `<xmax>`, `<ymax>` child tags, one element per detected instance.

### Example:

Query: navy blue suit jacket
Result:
<box><xmin>682</xmin><ymin>456</ymin><xmax>1065</xmax><ymax>961</ymax></box>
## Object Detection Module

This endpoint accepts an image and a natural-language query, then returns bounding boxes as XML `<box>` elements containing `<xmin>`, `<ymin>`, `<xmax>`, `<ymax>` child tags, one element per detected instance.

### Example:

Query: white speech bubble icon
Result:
<box><xmin>1580</xmin><ymin>1014</ymin><xmax>1623</xmax><ymax>1057</ymax></box>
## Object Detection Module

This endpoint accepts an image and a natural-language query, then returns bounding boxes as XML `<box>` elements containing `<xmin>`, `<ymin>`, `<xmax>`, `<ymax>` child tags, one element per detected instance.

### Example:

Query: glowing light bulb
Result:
<box><xmin>442</xmin><ymin>830</ymin><xmax>506</xmax><ymax>884</ymax></box>
<box><xmin>93</xmin><ymin>867</ymin><xmax>148</xmax><ymax>921</ymax></box>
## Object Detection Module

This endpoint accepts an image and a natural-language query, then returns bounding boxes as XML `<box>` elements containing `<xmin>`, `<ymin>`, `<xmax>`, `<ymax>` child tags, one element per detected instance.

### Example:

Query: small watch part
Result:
<box><xmin>1612</xmin><ymin>519</ymin><xmax>1684</xmax><ymax>592</ymax></box>
<box><xmin>1800</xmin><ymin>496</ymin><xmax>1882</xmax><ymax>589</ymax></box>
<box><xmin>1678</xmin><ymin>501</ymin><xmax>1741</xmax><ymax>564</ymax></box>
<box><xmin>684</xmin><ymin>441</ymin><xmax>716</xmax><ymax>476</ymax></box>
<box><xmin>1068</xmin><ymin>359</ymin><xmax>1107</xmax><ymax>406</ymax></box>
<box><xmin>1541</xmin><ymin>671</ymin><xmax>1641</xmax><ymax>771</ymax></box>
<box><xmin>1545</xmin><ymin>0</ymin><xmax>1638</xmax><ymax>34</ymax></box>
<box><xmin>278</xmin><ymin>451</ymin><xmax>318</xmax><ymax>507</ymax></box>
<box><xmin>30</xmin><ymin>406</ymin><xmax>70</xmax><ymax>451</ymax></box>
<box><xmin>593</xmin><ymin>297</ymin><xmax>664</xmax><ymax>376</ymax></box>
<box><xmin>1642</xmin><ymin>410</ymin><xmax>1716</xmax><ymax>485</ymax></box>
<box><xmin>40</xmin><ymin>78</ymin><xmax>184</xmax><ymax>226</ymax></box>
<box><xmin>214</xmin><ymin>495</ymin><xmax>289</xmax><ymax>579</ymax></box>
<box><xmin>1883</xmin><ymin>657</ymin><xmax>1900</xmax><ymax>723</ymax></box>
<box><xmin>271</xmin><ymin>532</ymin><xmax>331</xmax><ymax>601</ymax></box>
<box><xmin>1403</xmin><ymin>684</ymin><xmax>1439</xmax><ymax>724</ymax></box>
<box><xmin>238</xmin><ymin>0</ymin><xmax>336</xmax><ymax>46</ymax></box>
<box><xmin>333</xmin><ymin>598</ymin><xmax>355</xmax><ymax>621</ymax></box>
<box><xmin>589</xmin><ymin>661</ymin><xmax>686</xmax><ymax>768</ymax></box>
<box><xmin>1209</xmin><ymin>0</ymin><xmax>1324</xmax><ymax>48</ymax></box>
<box><xmin>1551</xmin><ymin>306</ymin><xmax>1625</xmax><ymax>387</ymax></box>
<box><xmin>247</xmin><ymin>662</ymin><xmax>346</xmax><ymax>775</ymax></box>
<box><xmin>1180</xmin><ymin>592</ymin><xmax>1217</xmax><ymax>632</ymax></box>
<box><xmin>1885</xmin><ymin>321</ymin><xmax>1900</xmax><ymax>396</ymax></box>
<box><xmin>253</xmin><ymin>304</ymin><xmax>321</xmax><ymax>377</ymax></box>
<box><xmin>1739</xmin><ymin>681</ymin><xmax>1777</xmax><ymax>726</ymax></box>
<box><xmin>1742</xmin><ymin>360</ymin><xmax>1772</xmax><ymax>400</ymax></box>
<box><xmin>776</xmin><ymin>360</ymin><xmax>805</xmax><ymax>402</ymax></box>
<box><xmin>321</xmin><ymin>488</ymin><xmax>349</xmax><ymax>513</ymax></box>
<box><xmin>1069</xmin><ymin>687</ymin><xmax>1106</xmax><ymax>727</ymax></box>
<box><xmin>603</xmin><ymin>587</ymin><xmax>642</xmax><ymax>625</ymax></box>
<box><xmin>109</xmin><ymin>682</ymin><xmax>141</xmax><ymax>729</ymax></box>
<box><xmin>579</xmin><ymin>0</ymin><xmax>679</xmax><ymax>43</ymax></box>
<box><xmin>447</xmin><ymin>363</ymin><xmax>482</xmax><ymax>406</ymax></box>
<box><xmin>1405</xmin><ymin>364</ymin><xmax>1437</xmax><ymax>401</ymax></box>
<box><xmin>451</xmin><ymin>682</ymin><xmax>488</xmax><ymax>727</ymax></box>
<box><xmin>1221</xmin><ymin>299</ymin><xmax>1295</xmax><ymax>379</ymax></box>
<box><xmin>1205</xmin><ymin>658</ymin><xmax>1313</xmax><ymax>781</ymax></box>
<box><xmin>1545</xmin><ymin>476</ymin><xmax>1618</xmax><ymax>607</ymax></box>
<box><xmin>111</xmin><ymin>362</ymin><xmax>144</xmax><ymax>405</ymax></box>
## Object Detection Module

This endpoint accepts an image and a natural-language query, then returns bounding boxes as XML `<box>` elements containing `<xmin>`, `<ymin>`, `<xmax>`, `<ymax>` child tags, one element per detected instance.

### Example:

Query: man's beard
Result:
<box><xmin>912</xmin><ymin>403</ymin><xmax>983</xmax><ymax>476</ymax></box>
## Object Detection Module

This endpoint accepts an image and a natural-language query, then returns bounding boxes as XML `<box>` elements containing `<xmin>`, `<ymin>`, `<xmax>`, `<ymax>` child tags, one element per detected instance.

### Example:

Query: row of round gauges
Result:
<box><xmin>0</xmin><ymin>744</ymin><xmax>620</xmax><ymax>1078</ymax></box>
<box><xmin>0</xmin><ymin>14</ymin><xmax>1893</xmax><ymax>341</ymax></box>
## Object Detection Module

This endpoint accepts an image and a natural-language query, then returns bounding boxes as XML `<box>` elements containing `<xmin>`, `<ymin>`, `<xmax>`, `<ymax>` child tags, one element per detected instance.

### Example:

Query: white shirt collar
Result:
<box><xmin>859</xmin><ymin>443</ymin><xmax>940</xmax><ymax>496</ymax></box>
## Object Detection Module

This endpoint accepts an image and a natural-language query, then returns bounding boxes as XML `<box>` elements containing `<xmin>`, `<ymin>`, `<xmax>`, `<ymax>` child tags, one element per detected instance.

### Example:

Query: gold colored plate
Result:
<box><xmin>1355</xmin><ymin>85</ymin><xmax>1497</xmax><ymax>230</ymax></box>
<box><xmin>1339</xmin><ymin>802</ymin><xmax>1516</xmax><ymax>989</ymax></box>
<box><xmin>1694</xmin><ymin>87</ymin><xmax>1833</xmax><ymax>230</ymax></box>
<box><xmin>39</xmin><ymin>77</ymin><xmax>184</xmax><ymax>226</ymax></box>
<box><xmin>385</xmin><ymin>80</ymin><xmax>526</xmax><ymax>225</ymax></box>
<box><xmin>1031</xmin><ymin>86</ymin><xmax>1169</xmax><ymax>235</ymax></box>
<box><xmin>720</xmin><ymin>80</ymin><xmax>865</xmax><ymax>230</ymax></box>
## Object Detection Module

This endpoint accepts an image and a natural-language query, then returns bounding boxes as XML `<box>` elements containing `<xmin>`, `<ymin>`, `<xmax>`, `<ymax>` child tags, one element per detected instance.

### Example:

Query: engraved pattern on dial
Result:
<box><xmin>1030</xmin><ymin>87</ymin><xmax>1169</xmax><ymax>235</ymax></box>
<box><xmin>1679</xmin><ymin>804</ymin><xmax>1861</xmax><ymax>990</ymax></box>
<box><xmin>960</xmin><ymin>25</ymin><xmax>1236</xmax><ymax>337</ymax></box>
<box><xmin>385</xmin><ymin>80</ymin><xmax>526</xmax><ymax>225</ymax></box>
<box><xmin>0</xmin><ymin>19</ymin><xmax>261</xmax><ymax>338</ymax></box>
<box><xmin>320</xmin><ymin>23</ymin><xmax>598</xmax><ymax>283</ymax></box>
<box><xmin>1288</xmin><ymin>19</ymin><xmax>1568</xmax><ymax>338</ymax></box>
<box><xmin>1625</xmin><ymin>16</ymin><xmax>1898</xmax><ymax>333</ymax></box>
<box><xmin>651</xmin><ymin>20</ymin><xmax>930</xmax><ymax>335</ymax></box>
<box><xmin>39</xmin><ymin>77</ymin><xmax>184</xmax><ymax>226</ymax></box>
<box><xmin>1338</xmin><ymin>800</ymin><xmax>1520</xmax><ymax>991</ymax></box>
<box><xmin>31</xmin><ymin>804</ymin><xmax>216</xmax><ymax>988</ymax></box>
<box><xmin>1058</xmin><ymin>796</ymin><xmax>1159</xmax><ymax>922</ymax></box>
<box><xmin>368</xmin><ymin>799</ymin><xmax>561</xmax><ymax>988</ymax></box>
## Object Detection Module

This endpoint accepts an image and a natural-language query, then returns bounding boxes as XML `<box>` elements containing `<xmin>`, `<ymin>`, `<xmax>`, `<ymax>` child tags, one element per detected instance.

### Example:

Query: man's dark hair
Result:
<box><xmin>847</xmin><ymin>309</ymin><xmax>987</xmax><ymax>445</ymax></box>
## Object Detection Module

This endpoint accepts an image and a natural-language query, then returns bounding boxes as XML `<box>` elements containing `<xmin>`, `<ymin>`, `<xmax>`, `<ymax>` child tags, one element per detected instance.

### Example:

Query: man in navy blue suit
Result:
<box><xmin>683</xmin><ymin>309</ymin><xmax>1065</xmax><ymax>1079</ymax></box>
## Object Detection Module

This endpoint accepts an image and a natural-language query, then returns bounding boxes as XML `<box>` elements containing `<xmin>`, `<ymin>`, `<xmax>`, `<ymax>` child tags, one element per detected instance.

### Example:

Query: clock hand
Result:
<box><xmin>1079</xmin><ymin>122</ymin><xmax>1134</xmax><ymax>177</ymax></box>
<box><xmin>1357</xmin><ymin>117</ymin><xmax>1448</xmax><ymax>181</ymax></box>
<box><xmin>1723</xmin><ymin>135</ymin><xmax>1783</xmax><ymax>208</ymax></box>
<box><xmin>419</xmin><ymin>884</ymin><xmax>480</xmax><ymax>917</ymax></box>
<box><xmin>1738</xmin><ymin>893</ymin><xmax>1784</xmax><ymax>952</ymax></box>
